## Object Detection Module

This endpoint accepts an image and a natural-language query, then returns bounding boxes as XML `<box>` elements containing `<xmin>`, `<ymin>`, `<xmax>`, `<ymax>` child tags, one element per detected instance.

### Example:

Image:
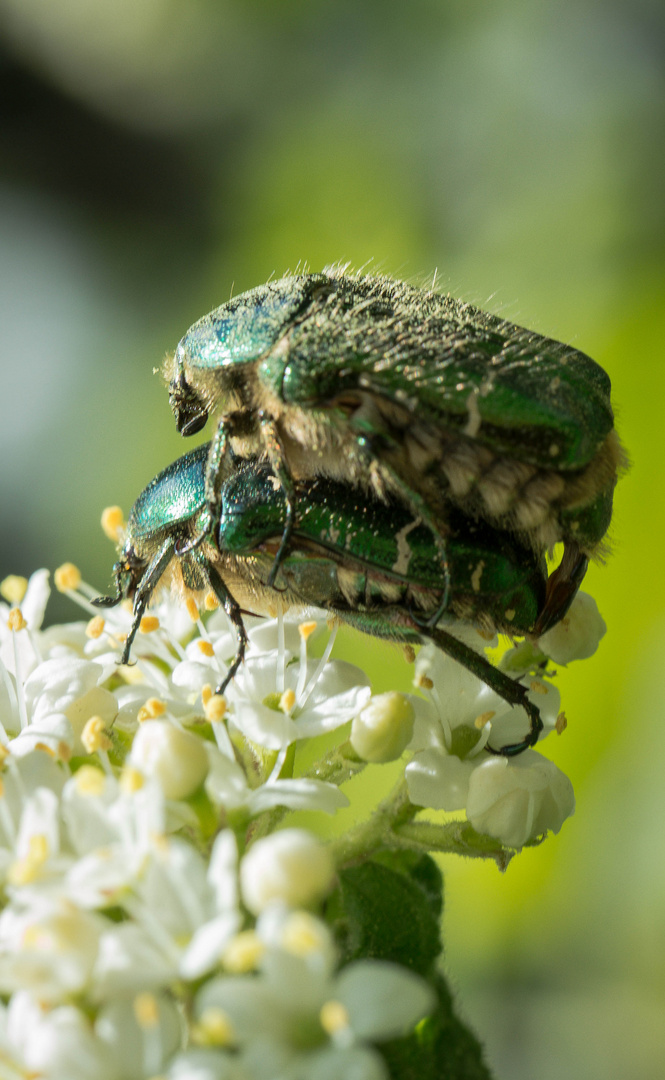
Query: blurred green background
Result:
<box><xmin>1</xmin><ymin>1</ymin><xmax>663</xmax><ymax>1076</ymax></box>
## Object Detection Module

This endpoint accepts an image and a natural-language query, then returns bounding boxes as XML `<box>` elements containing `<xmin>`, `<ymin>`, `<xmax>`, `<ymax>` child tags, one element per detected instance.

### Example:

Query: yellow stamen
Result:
<box><xmin>74</xmin><ymin>765</ymin><xmax>106</xmax><ymax>796</ymax></box>
<box><xmin>403</xmin><ymin>644</ymin><xmax>416</xmax><ymax>664</ymax></box>
<box><xmin>198</xmin><ymin>640</ymin><xmax>215</xmax><ymax>658</ymax></box>
<box><xmin>415</xmin><ymin>673</ymin><xmax>434</xmax><ymax>690</ymax></box>
<box><xmin>101</xmin><ymin>506</ymin><xmax>126</xmax><ymax>542</ymax></box>
<box><xmin>0</xmin><ymin>575</ymin><xmax>28</xmax><ymax>604</ymax></box>
<box><xmin>279</xmin><ymin>688</ymin><xmax>296</xmax><ymax>713</ymax></box>
<box><xmin>120</xmin><ymin>766</ymin><xmax>144</xmax><ymax>793</ymax></box>
<box><xmin>7</xmin><ymin>833</ymin><xmax>50</xmax><ymax>886</ymax></box>
<box><xmin>320</xmin><ymin>1000</ymin><xmax>350</xmax><ymax>1036</ymax></box>
<box><xmin>34</xmin><ymin>742</ymin><xmax>56</xmax><ymax>758</ymax></box>
<box><xmin>139</xmin><ymin>615</ymin><xmax>160</xmax><ymax>634</ymax></box>
<box><xmin>222</xmin><ymin>931</ymin><xmax>265</xmax><ymax>973</ymax></box>
<box><xmin>281</xmin><ymin>912</ymin><xmax>326</xmax><ymax>956</ymax></box>
<box><xmin>192</xmin><ymin>1007</ymin><xmax>235</xmax><ymax>1048</ymax></box>
<box><xmin>86</xmin><ymin>614</ymin><xmax>106</xmax><ymax>639</ymax></box>
<box><xmin>186</xmin><ymin>597</ymin><xmax>200</xmax><ymax>622</ymax></box>
<box><xmin>54</xmin><ymin>563</ymin><xmax>81</xmax><ymax>592</ymax></box>
<box><xmin>133</xmin><ymin>993</ymin><xmax>159</xmax><ymax>1029</ymax></box>
<box><xmin>529</xmin><ymin>681</ymin><xmax>548</xmax><ymax>695</ymax></box>
<box><xmin>475</xmin><ymin>710</ymin><xmax>496</xmax><ymax>730</ymax></box>
<box><xmin>298</xmin><ymin>620</ymin><xmax>317</xmax><ymax>642</ymax></box>
<box><xmin>81</xmin><ymin>716</ymin><xmax>112</xmax><ymax>754</ymax></box>
<box><xmin>201</xmin><ymin>684</ymin><xmax>213</xmax><ymax>707</ymax></box>
<box><xmin>137</xmin><ymin>697</ymin><xmax>166</xmax><ymax>722</ymax></box>
<box><xmin>555</xmin><ymin>711</ymin><xmax>568</xmax><ymax>735</ymax></box>
<box><xmin>7</xmin><ymin>608</ymin><xmax>27</xmax><ymax>632</ymax></box>
<box><xmin>204</xmin><ymin>695</ymin><xmax>226</xmax><ymax>723</ymax></box>
<box><xmin>204</xmin><ymin>591</ymin><xmax>219</xmax><ymax>610</ymax></box>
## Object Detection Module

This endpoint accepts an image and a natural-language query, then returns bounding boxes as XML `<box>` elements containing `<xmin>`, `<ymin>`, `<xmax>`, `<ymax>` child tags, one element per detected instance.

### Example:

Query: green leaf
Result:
<box><xmin>379</xmin><ymin>972</ymin><xmax>494</xmax><ymax>1080</ymax></box>
<box><xmin>326</xmin><ymin>852</ymin><xmax>442</xmax><ymax>977</ymax></box>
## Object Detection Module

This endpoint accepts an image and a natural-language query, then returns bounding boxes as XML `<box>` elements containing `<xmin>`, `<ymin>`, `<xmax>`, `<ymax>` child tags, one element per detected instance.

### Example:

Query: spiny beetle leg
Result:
<box><xmin>198</xmin><ymin>555</ymin><xmax>248</xmax><ymax>694</ymax></box>
<box><xmin>92</xmin><ymin>561</ymin><xmax>126</xmax><ymax>609</ymax></box>
<box><xmin>123</xmin><ymin>539</ymin><xmax>176</xmax><ymax>664</ymax></box>
<box><xmin>425</xmin><ymin>625</ymin><xmax>544</xmax><ymax>757</ymax></box>
<box><xmin>259</xmin><ymin>412</ymin><xmax>296</xmax><ymax>588</ymax></box>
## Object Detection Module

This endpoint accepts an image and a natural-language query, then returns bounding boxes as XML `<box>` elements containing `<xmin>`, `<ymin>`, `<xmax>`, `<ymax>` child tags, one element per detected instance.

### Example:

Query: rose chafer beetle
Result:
<box><xmin>165</xmin><ymin>269</ymin><xmax>624</xmax><ymax>616</ymax></box>
<box><xmin>94</xmin><ymin>442</ymin><xmax>561</xmax><ymax>756</ymax></box>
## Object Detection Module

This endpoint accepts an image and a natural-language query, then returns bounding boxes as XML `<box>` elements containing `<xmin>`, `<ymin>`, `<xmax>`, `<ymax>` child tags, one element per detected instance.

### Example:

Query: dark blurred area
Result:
<box><xmin>1</xmin><ymin>3</ymin><xmax>665</xmax><ymax>1078</ymax></box>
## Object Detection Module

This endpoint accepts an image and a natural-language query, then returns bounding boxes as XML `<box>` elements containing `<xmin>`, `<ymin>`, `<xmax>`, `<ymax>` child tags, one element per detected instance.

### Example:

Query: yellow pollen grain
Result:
<box><xmin>0</xmin><ymin>575</ymin><xmax>28</xmax><ymax>604</ymax></box>
<box><xmin>556</xmin><ymin>711</ymin><xmax>568</xmax><ymax>735</ymax></box>
<box><xmin>475</xmin><ymin>710</ymin><xmax>496</xmax><ymax>730</ymax></box>
<box><xmin>204</xmin><ymin>591</ymin><xmax>219</xmax><ymax>610</ymax></box>
<box><xmin>140</xmin><ymin>615</ymin><xmax>160</xmax><ymax>634</ymax></box>
<box><xmin>75</xmin><ymin>765</ymin><xmax>106</xmax><ymax>796</ymax></box>
<box><xmin>198</xmin><ymin>640</ymin><xmax>215</xmax><ymax>657</ymax></box>
<box><xmin>86</xmin><ymin>614</ymin><xmax>106</xmax><ymax>639</ymax></box>
<box><xmin>204</xmin><ymin>695</ymin><xmax>227</xmax><ymax>723</ymax></box>
<box><xmin>416</xmin><ymin>674</ymin><xmax>434</xmax><ymax>690</ymax></box>
<box><xmin>298</xmin><ymin>620</ymin><xmax>317</xmax><ymax>642</ymax></box>
<box><xmin>320</xmin><ymin>1000</ymin><xmax>350</xmax><ymax>1036</ymax></box>
<box><xmin>201</xmin><ymin>684</ymin><xmax>214</xmax><ymax>707</ymax></box>
<box><xmin>134</xmin><ymin>993</ymin><xmax>159</xmax><ymax>1029</ymax></box>
<box><xmin>192</xmin><ymin>1007</ymin><xmax>235</xmax><ymax>1048</ymax></box>
<box><xmin>529</xmin><ymin>681</ymin><xmax>548</xmax><ymax>695</ymax></box>
<box><xmin>222</xmin><ymin>931</ymin><xmax>265</xmax><ymax>973</ymax></box>
<box><xmin>403</xmin><ymin>644</ymin><xmax>416</xmax><ymax>664</ymax></box>
<box><xmin>54</xmin><ymin>563</ymin><xmax>81</xmax><ymax>592</ymax></box>
<box><xmin>7</xmin><ymin>608</ymin><xmax>27</xmax><ymax>632</ymax></box>
<box><xmin>279</xmin><ymin>688</ymin><xmax>296</xmax><ymax>713</ymax></box>
<box><xmin>186</xmin><ymin>597</ymin><xmax>200</xmax><ymax>622</ymax></box>
<box><xmin>101</xmin><ymin>506</ymin><xmax>126</xmax><ymax>542</ymax></box>
<box><xmin>81</xmin><ymin>716</ymin><xmax>112</xmax><ymax>754</ymax></box>
<box><xmin>120</xmin><ymin>766</ymin><xmax>144</xmax><ymax>793</ymax></box>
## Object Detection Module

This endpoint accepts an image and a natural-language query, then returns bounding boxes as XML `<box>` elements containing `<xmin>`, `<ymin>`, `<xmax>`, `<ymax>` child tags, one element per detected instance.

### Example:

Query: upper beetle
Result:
<box><xmin>165</xmin><ymin>269</ymin><xmax>625</xmax><ymax>609</ymax></box>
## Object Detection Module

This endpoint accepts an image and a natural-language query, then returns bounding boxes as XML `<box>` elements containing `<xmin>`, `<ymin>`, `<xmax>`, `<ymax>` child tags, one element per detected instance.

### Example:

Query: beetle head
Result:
<box><xmin>169</xmin><ymin>359</ymin><xmax>209</xmax><ymax>437</ymax></box>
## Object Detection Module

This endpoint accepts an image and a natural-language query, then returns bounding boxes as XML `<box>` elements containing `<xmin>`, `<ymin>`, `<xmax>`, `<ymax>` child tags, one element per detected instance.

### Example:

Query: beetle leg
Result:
<box><xmin>196</xmin><ymin>554</ymin><xmax>248</xmax><ymax>694</ymax></box>
<box><xmin>176</xmin><ymin>423</ymin><xmax>231</xmax><ymax>557</ymax></box>
<box><xmin>259</xmin><ymin>412</ymin><xmax>296</xmax><ymax>588</ymax></box>
<box><xmin>121</xmin><ymin>538</ymin><xmax>176</xmax><ymax>665</ymax></box>
<box><xmin>92</xmin><ymin>560</ymin><xmax>127</xmax><ymax>608</ymax></box>
<box><xmin>424</xmin><ymin>625</ymin><xmax>544</xmax><ymax>757</ymax></box>
<box><xmin>532</xmin><ymin>543</ymin><xmax>588</xmax><ymax>637</ymax></box>
<box><xmin>356</xmin><ymin>435</ymin><xmax>452</xmax><ymax>625</ymax></box>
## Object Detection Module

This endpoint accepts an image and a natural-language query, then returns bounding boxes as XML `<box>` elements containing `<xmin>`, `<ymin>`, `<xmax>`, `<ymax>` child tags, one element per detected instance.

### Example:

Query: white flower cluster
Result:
<box><xmin>0</xmin><ymin>567</ymin><xmax>605</xmax><ymax>1078</ymax></box>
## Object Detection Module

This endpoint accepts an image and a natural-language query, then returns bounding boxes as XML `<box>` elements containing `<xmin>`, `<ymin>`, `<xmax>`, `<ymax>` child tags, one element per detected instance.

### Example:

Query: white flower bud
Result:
<box><xmin>466</xmin><ymin>752</ymin><xmax>575</xmax><ymax>848</ymax></box>
<box><xmin>240</xmin><ymin>829</ymin><xmax>335</xmax><ymax>915</ymax></box>
<box><xmin>129</xmin><ymin>720</ymin><xmax>209</xmax><ymax>800</ymax></box>
<box><xmin>537</xmin><ymin>591</ymin><xmax>606</xmax><ymax>664</ymax></box>
<box><xmin>350</xmin><ymin>692</ymin><xmax>415</xmax><ymax>763</ymax></box>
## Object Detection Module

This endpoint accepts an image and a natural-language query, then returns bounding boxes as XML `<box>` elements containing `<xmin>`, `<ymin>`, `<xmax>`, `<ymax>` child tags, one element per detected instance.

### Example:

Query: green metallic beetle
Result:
<box><xmin>94</xmin><ymin>442</ymin><xmax>561</xmax><ymax>756</ymax></box>
<box><xmin>165</xmin><ymin>269</ymin><xmax>624</xmax><ymax>615</ymax></box>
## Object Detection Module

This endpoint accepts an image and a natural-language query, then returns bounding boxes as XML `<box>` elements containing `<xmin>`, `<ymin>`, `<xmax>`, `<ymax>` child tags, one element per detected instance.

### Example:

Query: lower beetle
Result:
<box><xmin>94</xmin><ymin>444</ymin><xmax>565</xmax><ymax>756</ymax></box>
